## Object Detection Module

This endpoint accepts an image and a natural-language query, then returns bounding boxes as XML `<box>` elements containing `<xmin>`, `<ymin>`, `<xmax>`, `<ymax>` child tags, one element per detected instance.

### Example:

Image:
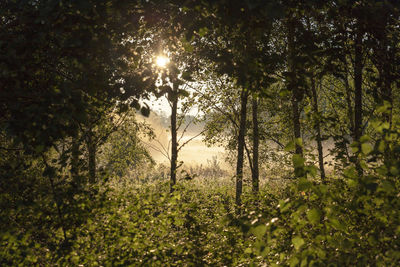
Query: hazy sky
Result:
<box><xmin>148</xmin><ymin>92</ymin><xmax>200</xmax><ymax>117</ymax></box>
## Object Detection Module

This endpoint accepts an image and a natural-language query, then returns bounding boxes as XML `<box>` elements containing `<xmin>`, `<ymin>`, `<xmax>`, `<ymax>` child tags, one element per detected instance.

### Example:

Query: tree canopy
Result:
<box><xmin>1</xmin><ymin>0</ymin><xmax>400</xmax><ymax>265</ymax></box>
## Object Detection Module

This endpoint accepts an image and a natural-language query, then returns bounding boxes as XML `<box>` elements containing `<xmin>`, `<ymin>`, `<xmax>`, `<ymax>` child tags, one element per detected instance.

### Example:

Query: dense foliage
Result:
<box><xmin>1</xmin><ymin>0</ymin><xmax>400</xmax><ymax>266</ymax></box>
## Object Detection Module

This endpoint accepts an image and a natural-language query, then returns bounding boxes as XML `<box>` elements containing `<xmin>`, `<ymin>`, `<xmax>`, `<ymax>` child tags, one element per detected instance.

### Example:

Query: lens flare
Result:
<box><xmin>155</xmin><ymin>55</ymin><xmax>170</xmax><ymax>68</ymax></box>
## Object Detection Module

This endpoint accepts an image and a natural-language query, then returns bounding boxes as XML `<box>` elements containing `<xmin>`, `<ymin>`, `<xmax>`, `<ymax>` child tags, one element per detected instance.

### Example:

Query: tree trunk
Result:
<box><xmin>287</xmin><ymin>17</ymin><xmax>303</xmax><ymax>177</ymax></box>
<box><xmin>311</xmin><ymin>75</ymin><xmax>326</xmax><ymax>182</ymax></box>
<box><xmin>87</xmin><ymin>130</ymin><xmax>96</xmax><ymax>184</ymax></box>
<box><xmin>170</xmin><ymin>86</ymin><xmax>178</xmax><ymax>193</ymax></box>
<box><xmin>235</xmin><ymin>88</ymin><xmax>248</xmax><ymax>210</ymax></box>
<box><xmin>381</xmin><ymin>50</ymin><xmax>393</xmax><ymax>129</ymax></box>
<box><xmin>288</xmin><ymin>17</ymin><xmax>303</xmax><ymax>156</ymax></box>
<box><xmin>344</xmin><ymin>71</ymin><xmax>354</xmax><ymax>136</ymax></box>
<box><xmin>71</xmin><ymin>134</ymin><xmax>82</xmax><ymax>185</ymax></box>
<box><xmin>354</xmin><ymin>25</ymin><xmax>363</xmax><ymax>143</ymax></box>
<box><xmin>292</xmin><ymin>98</ymin><xmax>302</xmax><ymax>155</ymax></box>
<box><xmin>251</xmin><ymin>95</ymin><xmax>259</xmax><ymax>193</ymax></box>
<box><xmin>354</xmin><ymin>21</ymin><xmax>363</xmax><ymax>174</ymax></box>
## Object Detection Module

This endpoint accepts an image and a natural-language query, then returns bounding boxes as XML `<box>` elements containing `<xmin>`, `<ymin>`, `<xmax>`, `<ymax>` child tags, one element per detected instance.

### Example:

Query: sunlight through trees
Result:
<box><xmin>1</xmin><ymin>0</ymin><xmax>400</xmax><ymax>265</ymax></box>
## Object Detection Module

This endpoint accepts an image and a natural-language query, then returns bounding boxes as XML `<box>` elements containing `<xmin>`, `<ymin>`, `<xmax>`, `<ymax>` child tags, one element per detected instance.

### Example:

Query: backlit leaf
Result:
<box><xmin>361</xmin><ymin>143</ymin><xmax>373</xmax><ymax>155</ymax></box>
<box><xmin>292</xmin><ymin>236</ymin><xmax>305</xmax><ymax>250</ymax></box>
<box><xmin>307</xmin><ymin>208</ymin><xmax>321</xmax><ymax>225</ymax></box>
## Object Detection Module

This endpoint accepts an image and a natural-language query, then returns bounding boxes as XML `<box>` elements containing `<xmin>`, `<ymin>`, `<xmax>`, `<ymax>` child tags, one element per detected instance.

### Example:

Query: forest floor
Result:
<box><xmin>55</xmin><ymin>175</ymin><xmax>284</xmax><ymax>266</ymax></box>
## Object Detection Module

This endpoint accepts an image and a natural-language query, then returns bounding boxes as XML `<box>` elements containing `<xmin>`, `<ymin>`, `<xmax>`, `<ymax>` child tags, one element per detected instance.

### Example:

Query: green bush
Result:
<box><xmin>245</xmin><ymin>126</ymin><xmax>400</xmax><ymax>266</ymax></box>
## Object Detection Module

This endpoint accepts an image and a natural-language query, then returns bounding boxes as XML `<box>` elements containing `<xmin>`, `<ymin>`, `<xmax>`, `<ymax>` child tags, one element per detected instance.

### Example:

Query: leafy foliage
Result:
<box><xmin>2</xmin><ymin>0</ymin><xmax>400</xmax><ymax>265</ymax></box>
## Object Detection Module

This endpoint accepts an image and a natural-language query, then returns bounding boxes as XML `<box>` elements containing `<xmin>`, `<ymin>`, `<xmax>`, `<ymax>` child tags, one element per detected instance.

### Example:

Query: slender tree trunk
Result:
<box><xmin>235</xmin><ymin>88</ymin><xmax>248</xmax><ymax>210</ymax></box>
<box><xmin>354</xmin><ymin>25</ymin><xmax>363</xmax><ymax>143</ymax></box>
<box><xmin>87</xmin><ymin>129</ymin><xmax>96</xmax><ymax>184</ymax></box>
<box><xmin>344</xmin><ymin>71</ymin><xmax>354</xmax><ymax>135</ymax></box>
<box><xmin>71</xmin><ymin>134</ymin><xmax>81</xmax><ymax>184</ymax></box>
<box><xmin>170</xmin><ymin>86</ymin><xmax>178</xmax><ymax>193</ymax></box>
<box><xmin>382</xmin><ymin>59</ymin><xmax>393</xmax><ymax>130</ymax></box>
<box><xmin>292</xmin><ymin>98</ymin><xmax>302</xmax><ymax>155</ymax></box>
<box><xmin>311</xmin><ymin>75</ymin><xmax>326</xmax><ymax>182</ymax></box>
<box><xmin>287</xmin><ymin>16</ymin><xmax>303</xmax><ymax>178</ymax></box>
<box><xmin>42</xmin><ymin>156</ymin><xmax>68</xmax><ymax>242</ymax></box>
<box><xmin>341</xmin><ymin>71</ymin><xmax>355</xmax><ymax>163</ymax></box>
<box><xmin>354</xmin><ymin>21</ymin><xmax>363</xmax><ymax>175</ymax></box>
<box><xmin>288</xmin><ymin>17</ymin><xmax>302</xmax><ymax>156</ymax></box>
<box><xmin>383</xmin><ymin>85</ymin><xmax>393</xmax><ymax>150</ymax></box>
<box><xmin>251</xmin><ymin>95</ymin><xmax>259</xmax><ymax>193</ymax></box>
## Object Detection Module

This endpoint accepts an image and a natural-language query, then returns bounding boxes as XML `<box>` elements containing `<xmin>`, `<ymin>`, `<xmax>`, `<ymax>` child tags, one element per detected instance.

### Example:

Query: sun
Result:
<box><xmin>155</xmin><ymin>55</ymin><xmax>170</xmax><ymax>68</ymax></box>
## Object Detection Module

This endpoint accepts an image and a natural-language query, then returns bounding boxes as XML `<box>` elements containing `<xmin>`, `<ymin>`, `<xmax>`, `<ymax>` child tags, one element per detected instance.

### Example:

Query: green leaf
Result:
<box><xmin>178</xmin><ymin>89</ymin><xmax>189</xmax><ymax>97</ymax></box>
<box><xmin>295</xmin><ymin>138</ymin><xmax>303</xmax><ymax>147</ymax></box>
<box><xmin>344</xmin><ymin>167</ymin><xmax>357</xmax><ymax>179</ymax></box>
<box><xmin>370</xmin><ymin>119</ymin><xmax>381</xmax><ymax>131</ymax></box>
<box><xmin>376</xmin><ymin>101</ymin><xmax>391</xmax><ymax>113</ymax></box>
<box><xmin>376</xmin><ymin>166</ymin><xmax>388</xmax><ymax>175</ymax></box>
<box><xmin>350</xmin><ymin>141</ymin><xmax>359</xmax><ymax>152</ymax></box>
<box><xmin>361</xmin><ymin>143</ymin><xmax>373</xmax><ymax>155</ymax></box>
<box><xmin>307</xmin><ymin>208</ymin><xmax>321</xmax><ymax>225</ymax></box>
<box><xmin>198</xmin><ymin>27</ymin><xmax>209</xmax><ymax>37</ymax></box>
<box><xmin>292</xmin><ymin>154</ymin><xmax>305</xmax><ymax>168</ymax></box>
<box><xmin>279</xmin><ymin>89</ymin><xmax>290</xmax><ymax>97</ymax></box>
<box><xmin>279</xmin><ymin>200</ymin><xmax>292</xmax><ymax>213</ymax></box>
<box><xmin>305</xmin><ymin>165</ymin><xmax>317</xmax><ymax>178</ymax></box>
<box><xmin>284</xmin><ymin>141</ymin><xmax>295</xmax><ymax>152</ymax></box>
<box><xmin>251</xmin><ymin>224</ymin><xmax>267</xmax><ymax>239</ymax></box>
<box><xmin>396</xmin><ymin>226</ymin><xmax>400</xmax><ymax>235</ymax></box>
<box><xmin>378</xmin><ymin>140</ymin><xmax>386</xmax><ymax>153</ymax></box>
<box><xmin>379</xmin><ymin>180</ymin><xmax>394</xmax><ymax>193</ymax></box>
<box><xmin>329</xmin><ymin>218</ymin><xmax>344</xmax><ymax>231</ymax></box>
<box><xmin>300</xmin><ymin>258</ymin><xmax>308</xmax><ymax>267</ymax></box>
<box><xmin>316</xmin><ymin>248</ymin><xmax>326</xmax><ymax>259</ymax></box>
<box><xmin>183</xmin><ymin>42</ymin><xmax>194</xmax><ymax>52</ymax></box>
<box><xmin>292</xmin><ymin>236</ymin><xmax>305</xmax><ymax>250</ymax></box>
<box><xmin>381</xmin><ymin>122</ymin><xmax>390</xmax><ymax>130</ymax></box>
<box><xmin>298</xmin><ymin>178</ymin><xmax>312</xmax><ymax>191</ymax></box>
<box><xmin>175</xmin><ymin>218</ymin><xmax>184</xmax><ymax>226</ymax></box>
<box><xmin>359</xmin><ymin>135</ymin><xmax>371</xmax><ymax>143</ymax></box>
<box><xmin>390</xmin><ymin>166</ymin><xmax>399</xmax><ymax>176</ymax></box>
<box><xmin>289</xmin><ymin>257</ymin><xmax>299</xmax><ymax>267</ymax></box>
<box><xmin>346</xmin><ymin>178</ymin><xmax>358</xmax><ymax>188</ymax></box>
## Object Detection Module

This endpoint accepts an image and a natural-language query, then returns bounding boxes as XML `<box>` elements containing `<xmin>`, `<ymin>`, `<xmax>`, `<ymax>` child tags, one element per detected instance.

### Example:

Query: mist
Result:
<box><xmin>138</xmin><ymin>112</ymin><xmax>228</xmax><ymax>168</ymax></box>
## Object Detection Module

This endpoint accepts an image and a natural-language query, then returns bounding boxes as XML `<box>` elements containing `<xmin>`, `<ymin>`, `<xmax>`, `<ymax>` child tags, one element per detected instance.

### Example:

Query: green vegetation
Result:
<box><xmin>1</xmin><ymin>0</ymin><xmax>400</xmax><ymax>266</ymax></box>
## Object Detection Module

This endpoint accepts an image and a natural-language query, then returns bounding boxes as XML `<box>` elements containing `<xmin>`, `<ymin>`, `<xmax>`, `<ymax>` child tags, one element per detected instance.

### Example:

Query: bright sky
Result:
<box><xmin>147</xmin><ymin>89</ymin><xmax>201</xmax><ymax>117</ymax></box>
<box><xmin>150</xmin><ymin>55</ymin><xmax>201</xmax><ymax>116</ymax></box>
<box><xmin>148</xmin><ymin>95</ymin><xmax>171</xmax><ymax>116</ymax></box>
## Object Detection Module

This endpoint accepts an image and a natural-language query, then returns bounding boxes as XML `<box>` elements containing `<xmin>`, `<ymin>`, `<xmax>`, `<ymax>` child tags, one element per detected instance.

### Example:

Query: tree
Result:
<box><xmin>177</xmin><ymin>0</ymin><xmax>283</xmax><ymax>207</ymax></box>
<box><xmin>100</xmin><ymin>110</ymin><xmax>155</xmax><ymax>181</ymax></box>
<box><xmin>0</xmin><ymin>0</ymin><xmax>160</xmax><ymax>252</ymax></box>
<box><xmin>0</xmin><ymin>0</ymin><xmax>156</xmax><ymax>154</ymax></box>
